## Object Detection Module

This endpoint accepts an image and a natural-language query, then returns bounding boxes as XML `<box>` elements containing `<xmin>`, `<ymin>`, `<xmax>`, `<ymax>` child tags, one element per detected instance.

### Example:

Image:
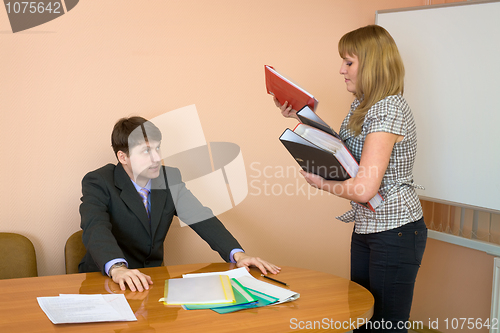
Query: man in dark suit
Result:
<box><xmin>79</xmin><ymin>117</ymin><xmax>280</xmax><ymax>292</ymax></box>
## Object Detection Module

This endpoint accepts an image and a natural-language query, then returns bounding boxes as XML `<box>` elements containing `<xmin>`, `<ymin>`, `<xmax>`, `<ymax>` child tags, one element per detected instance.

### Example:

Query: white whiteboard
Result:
<box><xmin>376</xmin><ymin>0</ymin><xmax>500</xmax><ymax>213</ymax></box>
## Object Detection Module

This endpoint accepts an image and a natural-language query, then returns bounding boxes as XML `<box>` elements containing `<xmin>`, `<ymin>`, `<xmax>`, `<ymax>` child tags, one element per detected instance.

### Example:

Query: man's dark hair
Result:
<box><xmin>111</xmin><ymin>116</ymin><xmax>162</xmax><ymax>158</ymax></box>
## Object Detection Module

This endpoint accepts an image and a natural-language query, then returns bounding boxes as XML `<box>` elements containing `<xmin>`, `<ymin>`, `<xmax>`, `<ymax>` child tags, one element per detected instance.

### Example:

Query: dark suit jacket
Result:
<box><xmin>79</xmin><ymin>163</ymin><xmax>242</xmax><ymax>274</ymax></box>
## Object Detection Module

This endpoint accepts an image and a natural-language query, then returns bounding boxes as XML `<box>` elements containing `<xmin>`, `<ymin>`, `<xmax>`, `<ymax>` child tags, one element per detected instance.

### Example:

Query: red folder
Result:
<box><xmin>265</xmin><ymin>65</ymin><xmax>318</xmax><ymax>111</ymax></box>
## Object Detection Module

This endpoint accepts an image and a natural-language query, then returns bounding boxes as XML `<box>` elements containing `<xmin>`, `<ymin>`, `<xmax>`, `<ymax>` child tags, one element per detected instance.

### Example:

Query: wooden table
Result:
<box><xmin>0</xmin><ymin>263</ymin><xmax>373</xmax><ymax>332</ymax></box>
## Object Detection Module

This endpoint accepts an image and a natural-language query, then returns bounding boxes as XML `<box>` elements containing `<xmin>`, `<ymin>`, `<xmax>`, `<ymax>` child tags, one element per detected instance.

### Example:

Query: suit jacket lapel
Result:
<box><xmin>114</xmin><ymin>164</ymin><xmax>151</xmax><ymax>235</ymax></box>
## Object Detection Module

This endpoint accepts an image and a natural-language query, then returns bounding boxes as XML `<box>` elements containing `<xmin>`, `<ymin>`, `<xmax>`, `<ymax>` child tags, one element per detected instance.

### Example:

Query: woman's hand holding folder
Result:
<box><xmin>274</xmin><ymin>97</ymin><xmax>299</xmax><ymax>121</ymax></box>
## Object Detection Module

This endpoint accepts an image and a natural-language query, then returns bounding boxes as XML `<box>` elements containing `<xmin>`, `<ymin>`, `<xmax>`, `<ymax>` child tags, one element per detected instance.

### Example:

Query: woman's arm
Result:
<box><xmin>301</xmin><ymin>131</ymin><xmax>402</xmax><ymax>203</ymax></box>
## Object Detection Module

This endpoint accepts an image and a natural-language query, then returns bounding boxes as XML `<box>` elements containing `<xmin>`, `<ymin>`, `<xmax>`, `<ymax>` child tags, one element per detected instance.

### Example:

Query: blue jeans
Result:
<box><xmin>351</xmin><ymin>218</ymin><xmax>427</xmax><ymax>332</ymax></box>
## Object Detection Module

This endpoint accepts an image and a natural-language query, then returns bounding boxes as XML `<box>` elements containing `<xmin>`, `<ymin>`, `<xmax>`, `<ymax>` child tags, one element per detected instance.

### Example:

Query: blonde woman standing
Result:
<box><xmin>276</xmin><ymin>25</ymin><xmax>427</xmax><ymax>332</ymax></box>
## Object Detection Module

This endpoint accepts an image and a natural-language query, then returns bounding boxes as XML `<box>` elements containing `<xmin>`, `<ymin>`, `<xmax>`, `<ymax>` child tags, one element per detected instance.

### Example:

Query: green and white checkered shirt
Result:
<box><xmin>336</xmin><ymin>94</ymin><xmax>423</xmax><ymax>234</ymax></box>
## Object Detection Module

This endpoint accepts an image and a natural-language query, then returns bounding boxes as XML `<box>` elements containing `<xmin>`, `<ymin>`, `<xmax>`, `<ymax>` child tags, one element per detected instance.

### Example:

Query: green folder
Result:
<box><xmin>210</xmin><ymin>286</ymin><xmax>279</xmax><ymax>314</ymax></box>
<box><xmin>183</xmin><ymin>278</ymin><xmax>258</xmax><ymax>310</ymax></box>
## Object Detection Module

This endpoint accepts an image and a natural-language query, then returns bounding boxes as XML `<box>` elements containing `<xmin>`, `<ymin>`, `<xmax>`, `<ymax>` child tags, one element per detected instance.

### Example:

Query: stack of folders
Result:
<box><xmin>279</xmin><ymin>106</ymin><xmax>384</xmax><ymax>212</ymax></box>
<box><xmin>266</xmin><ymin>65</ymin><xmax>382</xmax><ymax>211</ymax></box>
<box><xmin>159</xmin><ymin>267</ymin><xmax>299</xmax><ymax>314</ymax></box>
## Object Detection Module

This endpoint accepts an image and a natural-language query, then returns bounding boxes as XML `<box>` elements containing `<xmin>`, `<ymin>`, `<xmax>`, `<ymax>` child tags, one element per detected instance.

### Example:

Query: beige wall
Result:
<box><xmin>0</xmin><ymin>0</ymin><xmax>423</xmax><ymax>277</ymax></box>
<box><xmin>411</xmin><ymin>239</ymin><xmax>494</xmax><ymax>333</ymax></box>
<box><xmin>3</xmin><ymin>1</ymin><xmax>493</xmax><ymax>331</ymax></box>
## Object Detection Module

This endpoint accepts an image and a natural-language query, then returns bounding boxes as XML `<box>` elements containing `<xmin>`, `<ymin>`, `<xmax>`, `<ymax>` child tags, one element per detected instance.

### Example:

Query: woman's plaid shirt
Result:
<box><xmin>336</xmin><ymin>94</ymin><xmax>423</xmax><ymax>234</ymax></box>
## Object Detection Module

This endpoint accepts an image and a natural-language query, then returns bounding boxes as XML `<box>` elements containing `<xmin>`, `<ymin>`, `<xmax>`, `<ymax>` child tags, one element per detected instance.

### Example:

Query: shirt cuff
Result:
<box><xmin>104</xmin><ymin>258</ymin><xmax>128</xmax><ymax>277</ymax></box>
<box><xmin>230</xmin><ymin>248</ymin><xmax>244</xmax><ymax>263</ymax></box>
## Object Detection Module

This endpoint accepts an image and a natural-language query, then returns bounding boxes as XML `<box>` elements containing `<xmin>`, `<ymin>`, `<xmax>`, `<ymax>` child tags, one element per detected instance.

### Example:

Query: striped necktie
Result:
<box><xmin>138</xmin><ymin>188</ymin><xmax>150</xmax><ymax>220</ymax></box>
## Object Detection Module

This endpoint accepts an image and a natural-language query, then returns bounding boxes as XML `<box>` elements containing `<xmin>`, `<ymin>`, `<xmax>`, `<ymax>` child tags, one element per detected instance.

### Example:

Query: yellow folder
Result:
<box><xmin>162</xmin><ymin>274</ymin><xmax>235</xmax><ymax>305</ymax></box>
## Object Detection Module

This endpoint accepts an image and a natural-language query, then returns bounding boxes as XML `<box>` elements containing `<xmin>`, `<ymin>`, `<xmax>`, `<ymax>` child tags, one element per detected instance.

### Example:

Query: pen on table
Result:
<box><xmin>261</xmin><ymin>274</ymin><xmax>289</xmax><ymax>286</ymax></box>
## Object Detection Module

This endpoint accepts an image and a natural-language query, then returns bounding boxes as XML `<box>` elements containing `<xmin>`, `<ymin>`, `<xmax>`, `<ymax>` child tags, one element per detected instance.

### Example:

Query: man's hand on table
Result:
<box><xmin>110</xmin><ymin>266</ymin><xmax>153</xmax><ymax>292</ymax></box>
<box><xmin>233</xmin><ymin>252</ymin><xmax>281</xmax><ymax>275</ymax></box>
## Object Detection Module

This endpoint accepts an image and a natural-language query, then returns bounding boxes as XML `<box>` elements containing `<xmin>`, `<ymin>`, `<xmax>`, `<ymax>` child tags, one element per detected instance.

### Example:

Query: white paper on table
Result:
<box><xmin>37</xmin><ymin>294</ymin><xmax>137</xmax><ymax>324</ymax></box>
<box><xmin>182</xmin><ymin>267</ymin><xmax>300</xmax><ymax>304</ymax></box>
<box><xmin>59</xmin><ymin>294</ymin><xmax>137</xmax><ymax>320</ymax></box>
<box><xmin>182</xmin><ymin>267</ymin><xmax>251</xmax><ymax>279</ymax></box>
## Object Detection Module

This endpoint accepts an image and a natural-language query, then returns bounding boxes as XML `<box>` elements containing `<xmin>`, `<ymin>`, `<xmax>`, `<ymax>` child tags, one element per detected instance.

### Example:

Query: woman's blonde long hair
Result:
<box><xmin>338</xmin><ymin>25</ymin><xmax>405</xmax><ymax>135</ymax></box>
